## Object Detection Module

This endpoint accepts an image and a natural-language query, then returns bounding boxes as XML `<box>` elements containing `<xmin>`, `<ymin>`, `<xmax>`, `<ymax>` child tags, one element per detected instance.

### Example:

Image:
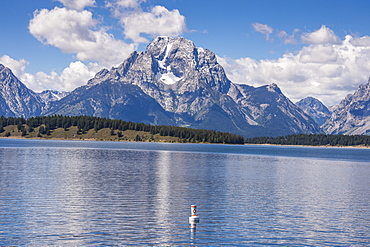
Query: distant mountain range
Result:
<box><xmin>1</xmin><ymin>37</ymin><xmax>370</xmax><ymax>137</ymax></box>
<box><xmin>296</xmin><ymin>97</ymin><xmax>331</xmax><ymax>126</ymax></box>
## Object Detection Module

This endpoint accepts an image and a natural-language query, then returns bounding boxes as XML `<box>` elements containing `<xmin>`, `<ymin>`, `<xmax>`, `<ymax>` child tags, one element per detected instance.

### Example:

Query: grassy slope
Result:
<box><xmin>0</xmin><ymin>125</ymin><xmax>181</xmax><ymax>143</ymax></box>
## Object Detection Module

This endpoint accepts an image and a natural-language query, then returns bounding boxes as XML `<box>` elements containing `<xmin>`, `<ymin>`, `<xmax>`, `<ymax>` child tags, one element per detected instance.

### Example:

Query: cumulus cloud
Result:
<box><xmin>22</xmin><ymin>61</ymin><xmax>101</xmax><ymax>92</ymax></box>
<box><xmin>123</xmin><ymin>6</ymin><xmax>186</xmax><ymax>42</ymax></box>
<box><xmin>252</xmin><ymin>23</ymin><xmax>274</xmax><ymax>41</ymax></box>
<box><xmin>301</xmin><ymin>25</ymin><xmax>341</xmax><ymax>44</ymax></box>
<box><xmin>219</xmin><ymin>32</ymin><xmax>370</xmax><ymax>106</ymax></box>
<box><xmin>349</xmin><ymin>36</ymin><xmax>370</xmax><ymax>46</ymax></box>
<box><xmin>57</xmin><ymin>0</ymin><xmax>96</xmax><ymax>10</ymax></box>
<box><xmin>25</xmin><ymin>0</ymin><xmax>187</xmax><ymax>91</ymax></box>
<box><xmin>299</xmin><ymin>45</ymin><xmax>338</xmax><ymax>64</ymax></box>
<box><xmin>0</xmin><ymin>55</ymin><xmax>100</xmax><ymax>92</ymax></box>
<box><xmin>108</xmin><ymin>0</ymin><xmax>187</xmax><ymax>43</ymax></box>
<box><xmin>0</xmin><ymin>55</ymin><xmax>28</xmax><ymax>78</ymax></box>
<box><xmin>29</xmin><ymin>7</ymin><xmax>137</xmax><ymax>68</ymax></box>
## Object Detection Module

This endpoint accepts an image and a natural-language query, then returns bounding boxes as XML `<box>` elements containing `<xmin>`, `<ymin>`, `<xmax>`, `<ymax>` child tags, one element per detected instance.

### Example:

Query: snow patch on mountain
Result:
<box><xmin>157</xmin><ymin>42</ymin><xmax>173</xmax><ymax>69</ymax></box>
<box><xmin>157</xmin><ymin>71</ymin><xmax>181</xmax><ymax>85</ymax></box>
<box><xmin>39</xmin><ymin>90</ymin><xmax>70</xmax><ymax>103</ymax></box>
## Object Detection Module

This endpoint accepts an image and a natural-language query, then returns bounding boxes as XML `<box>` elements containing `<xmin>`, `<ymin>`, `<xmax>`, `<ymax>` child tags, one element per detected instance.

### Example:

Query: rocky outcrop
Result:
<box><xmin>322</xmin><ymin>78</ymin><xmax>370</xmax><ymax>135</ymax></box>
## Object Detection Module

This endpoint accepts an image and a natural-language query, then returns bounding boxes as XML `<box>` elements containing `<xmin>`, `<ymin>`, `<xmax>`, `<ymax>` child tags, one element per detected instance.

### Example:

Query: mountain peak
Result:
<box><xmin>38</xmin><ymin>90</ymin><xmax>69</xmax><ymax>103</ymax></box>
<box><xmin>146</xmin><ymin>36</ymin><xmax>194</xmax><ymax>55</ymax></box>
<box><xmin>0</xmin><ymin>64</ymin><xmax>13</xmax><ymax>76</ymax></box>
<box><xmin>142</xmin><ymin>36</ymin><xmax>229</xmax><ymax>90</ymax></box>
<box><xmin>267</xmin><ymin>83</ymin><xmax>282</xmax><ymax>94</ymax></box>
<box><xmin>296</xmin><ymin>97</ymin><xmax>331</xmax><ymax>126</ymax></box>
<box><xmin>145</xmin><ymin>36</ymin><xmax>197</xmax><ymax>72</ymax></box>
<box><xmin>0</xmin><ymin>65</ymin><xmax>44</xmax><ymax>118</ymax></box>
<box><xmin>0</xmin><ymin>38</ymin><xmax>323</xmax><ymax>137</ymax></box>
<box><xmin>322</xmin><ymin>77</ymin><xmax>370</xmax><ymax>135</ymax></box>
<box><xmin>0</xmin><ymin>64</ymin><xmax>20</xmax><ymax>85</ymax></box>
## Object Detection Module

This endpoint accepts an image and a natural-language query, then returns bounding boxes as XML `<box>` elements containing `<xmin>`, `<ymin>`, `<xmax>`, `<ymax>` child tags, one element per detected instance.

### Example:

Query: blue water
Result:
<box><xmin>0</xmin><ymin>139</ymin><xmax>369</xmax><ymax>246</ymax></box>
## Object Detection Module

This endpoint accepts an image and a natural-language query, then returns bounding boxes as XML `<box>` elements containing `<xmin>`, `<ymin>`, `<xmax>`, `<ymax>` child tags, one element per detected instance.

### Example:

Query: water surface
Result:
<box><xmin>0</xmin><ymin>139</ymin><xmax>369</xmax><ymax>245</ymax></box>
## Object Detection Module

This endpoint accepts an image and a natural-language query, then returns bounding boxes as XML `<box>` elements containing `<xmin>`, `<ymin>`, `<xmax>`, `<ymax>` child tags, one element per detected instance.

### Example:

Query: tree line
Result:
<box><xmin>2</xmin><ymin>116</ymin><xmax>370</xmax><ymax>146</ymax></box>
<box><xmin>0</xmin><ymin>115</ymin><xmax>245</xmax><ymax>144</ymax></box>
<box><xmin>244</xmin><ymin>133</ymin><xmax>370</xmax><ymax>146</ymax></box>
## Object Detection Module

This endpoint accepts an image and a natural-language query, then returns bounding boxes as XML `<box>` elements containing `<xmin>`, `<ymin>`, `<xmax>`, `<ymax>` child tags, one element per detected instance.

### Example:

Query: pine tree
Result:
<box><xmin>135</xmin><ymin>135</ymin><xmax>142</xmax><ymax>141</ymax></box>
<box><xmin>21</xmin><ymin>128</ymin><xmax>27</xmax><ymax>136</ymax></box>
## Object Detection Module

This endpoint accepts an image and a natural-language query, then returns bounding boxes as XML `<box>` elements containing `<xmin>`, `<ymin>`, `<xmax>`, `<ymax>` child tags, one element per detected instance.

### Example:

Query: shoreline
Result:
<box><xmin>1</xmin><ymin>136</ymin><xmax>369</xmax><ymax>149</ymax></box>
<box><xmin>244</xmin><ymin>143</ymin><xmax>369</xmax><ymax>149</ymax></box>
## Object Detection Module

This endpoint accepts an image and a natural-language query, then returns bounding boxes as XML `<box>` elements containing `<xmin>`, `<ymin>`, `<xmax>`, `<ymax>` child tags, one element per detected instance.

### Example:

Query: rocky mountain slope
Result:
<box><xmin>296</xmin><ymin>97</ymin><xmax>331</xmax><ymax>126</ymax></box>
<box><xmin>43</xmin><ymin>37</ymin><xmax>321</xmax><ymax>137</ymax></box>
<box><xmin>38</xmin><ymin>90</ymin><xmax>69</xmax><ymax>104</ymax></box>
<box><xmin>0</xmin><ymin>64</ymin><xmax>44</xmax><ymax>118</ymax></box>
<box><xmin>322</xmin><ymin>78</ymin><xmax>370</xmax><ymax>135</ymax></box>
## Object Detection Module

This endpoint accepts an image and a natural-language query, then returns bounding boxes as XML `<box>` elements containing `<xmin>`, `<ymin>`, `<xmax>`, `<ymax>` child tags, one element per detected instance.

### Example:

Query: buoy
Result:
<box><xmin>189</xmin><ymin>205</ymin><xmax>200</xmax><ymax>230</ymax></box>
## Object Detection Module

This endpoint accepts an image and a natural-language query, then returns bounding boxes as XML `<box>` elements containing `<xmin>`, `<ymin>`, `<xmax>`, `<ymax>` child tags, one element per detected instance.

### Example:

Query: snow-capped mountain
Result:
<box><xmin>322</xmin><ymin>78</ymin><xmax>370</xmax><ymax>135</ymax></box>
<box><xmin>43</xmin><ymin>37</ymin><xmax>321</xmax><ymax>137</ymax></box>
<box><xmin>296</xmin><ymin>97</ymin><xmax>331</xmax><ymax>126</ymax></box>
<box><xmin>38</xmin><ymin>90</ymin><xmax>69</xmax><ymax>104</ymax></box>
<box><xmin>0</xmin><ymin>64</ymin><xmax>44</xmax><ymax>118</ymax></box>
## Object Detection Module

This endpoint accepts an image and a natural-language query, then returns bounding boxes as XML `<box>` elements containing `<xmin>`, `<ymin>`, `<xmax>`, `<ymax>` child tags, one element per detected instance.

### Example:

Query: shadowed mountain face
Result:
<box><xmin>1</xmin><ymin>37</ymin><xmax>322</xmax><ymax>137</ymax></box>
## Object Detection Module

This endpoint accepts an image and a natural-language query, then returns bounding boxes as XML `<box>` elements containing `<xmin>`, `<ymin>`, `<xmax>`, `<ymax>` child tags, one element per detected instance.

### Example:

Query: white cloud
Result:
<box><xmin>349</xmin><ymin>36</ymin><xmax>370</xmax><ymax>46</ymax></box>
<box><xmin>301</xmin><ymin>25</ymin><xmax>341</xmax><ymax>44</ymax></box>
<box><xmin>57</xmin><ymin>0</ymin><xmax>96</xmax><ymax>10</ymax></box>
<box><xmin>218</xmin><ymin>32</ymin><xmax>370</xmax><ymax>107</ymax></box>
<box><xmin>29</xmin><ymin>1</ymin><xmax>187</xmax><ymax>66</ymax></box>
<box><xmin>299</xmin><ymin>45</ymin><xmax>338</xmax><ymax>64</ymax></box>
<box><xmin>29</xmin><ymin>7</ymin><xmax>137</xmax><ymax>68</ymax></box>
<box><xmin>252</xmin><ymin>23</ymin><xmax>273</xmax><ymax>41</ymax></box>
<box><xmin>22</xmin><ymin>61</ymin><xmax>101</xmax><ymax>92</ymax></box>
<box><xmin>23</xmin><ymin>0</ymin><xmax>187</xmax><ymax>93</ymax></box>
<box><xmin>108</xmin><ymin>0</ymin><xmax>186</xmax><ymax>43</ymax></box>
<box><xmin>109</xmin><ymin>0</ymin><xmax>144</xmax><ymax>9</ymax></box>
<box><xmin>277</xmin><ymin>28</ymin><xmax>299</xmax><ymax>44</ymax></box>
<box><xmin>0</xmin><ymin>55</ymin><xmax>28</xmax><ymax>78</ymax></box>
<box><xmin>0</xmin><ymin>55</ymin><xmax>100</xmax><ymax>92</ymax></box>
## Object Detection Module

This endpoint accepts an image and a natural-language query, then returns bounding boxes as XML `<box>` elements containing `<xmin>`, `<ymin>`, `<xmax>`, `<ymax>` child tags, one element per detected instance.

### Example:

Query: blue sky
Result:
<box><xmin>1</xmin><ymin>0</ymin><xmax>370</xmax><ymax>106</ymax></box>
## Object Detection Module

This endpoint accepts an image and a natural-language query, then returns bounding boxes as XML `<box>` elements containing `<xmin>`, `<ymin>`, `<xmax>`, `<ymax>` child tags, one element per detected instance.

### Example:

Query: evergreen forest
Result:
<box><xmin>1</xmin><ymin>116</ymin><xmax>370</xmax><ymax>146</ymax></box>
<box><xmin>245</xmin><ymin>134</ymin><xmax>370</xmax><ymax>147</ymax></box>
<box><xmin>0</xmin><ymin>115</ymin><xmax>245</xmax><ymax>144</ymax></box>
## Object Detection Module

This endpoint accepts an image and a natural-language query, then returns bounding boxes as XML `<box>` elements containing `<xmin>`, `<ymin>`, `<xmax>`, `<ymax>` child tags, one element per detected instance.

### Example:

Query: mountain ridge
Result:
<box><xmin>0</xmin><ymin>36</ymin><xmax>333</xmax><ymax>137</ymax></box>
<box><xmin>0</xmin><ymin>64</ymin><xmax>44</xmax><ymax>118</ymax></box>
<box><xmin>322</xmin><ymin>78</ymin><xmax>370</xmax><ymax>135</ymax></box>
<box><xmin>41</xmin><ymin>36</ymin><xmax>321</xmax><ymax>137</ymax></box>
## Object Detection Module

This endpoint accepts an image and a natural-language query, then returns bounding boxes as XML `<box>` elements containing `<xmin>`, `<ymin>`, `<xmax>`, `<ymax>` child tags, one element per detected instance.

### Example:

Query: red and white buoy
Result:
<box><xmin>189</xmin><ymin>205</ymin><xmax>200</xmax><ymax>230</ymax></box>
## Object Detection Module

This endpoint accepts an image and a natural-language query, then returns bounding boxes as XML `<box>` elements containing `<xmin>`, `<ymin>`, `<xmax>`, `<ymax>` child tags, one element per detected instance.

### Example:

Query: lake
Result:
<box><xmin>0</xmin><ymin>139</ymin><xmax>369</xmax><ymax>246</ymax></box>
